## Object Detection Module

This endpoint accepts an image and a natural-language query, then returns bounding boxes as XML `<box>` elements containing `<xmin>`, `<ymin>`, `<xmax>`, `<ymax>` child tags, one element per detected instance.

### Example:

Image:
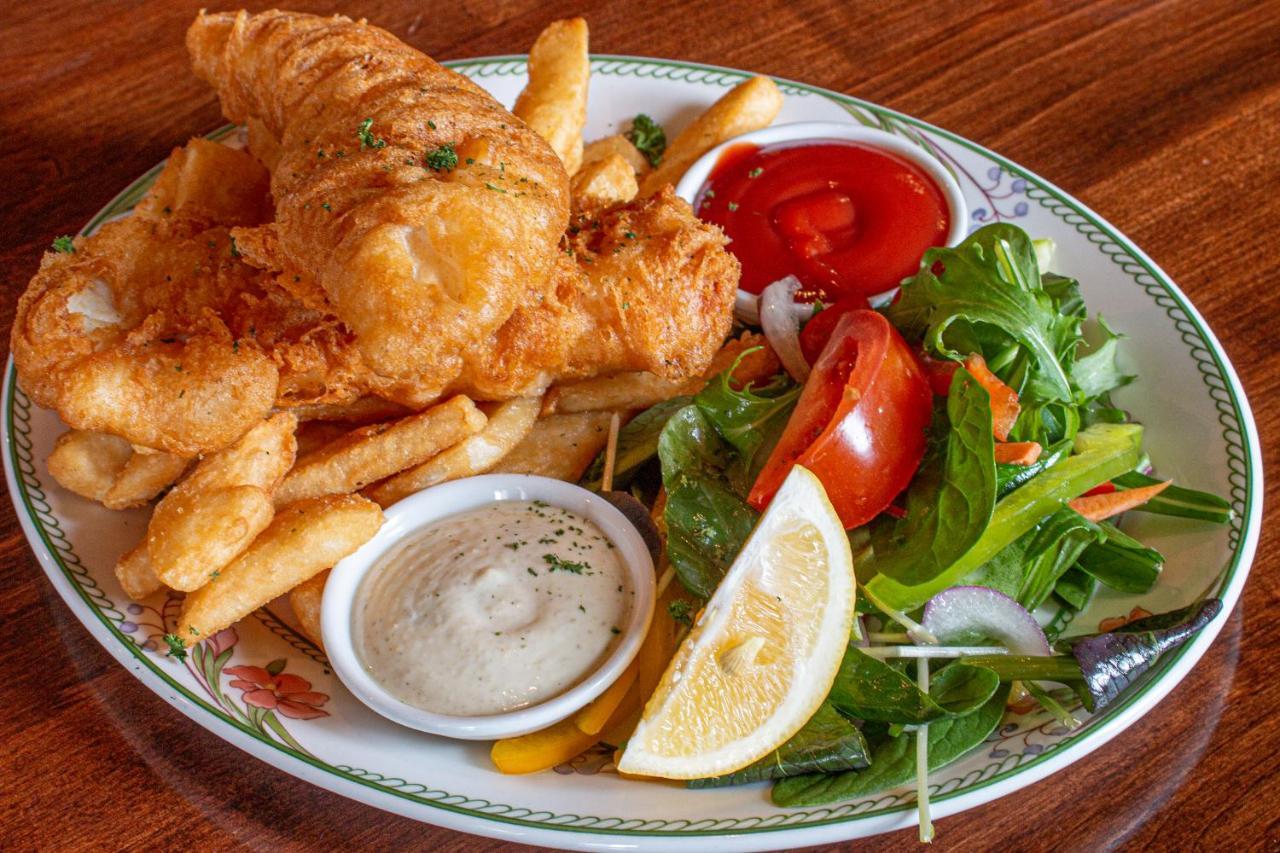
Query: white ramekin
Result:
<box><xmin>673</xmin><ymin>120</ymin><xmax>969</xmax><ymax>314</ymax></box>
<box><xmin>321</xmin><ymin>474</ymin><xmax>657</xmax><ymax>740</ymax></box>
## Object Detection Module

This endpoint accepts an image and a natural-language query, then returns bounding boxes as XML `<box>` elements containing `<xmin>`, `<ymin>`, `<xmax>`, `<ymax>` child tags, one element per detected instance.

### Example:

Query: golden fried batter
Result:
<box><xmin>186</xmin><ymin>10</ymin><xmax>737</xmax><ymax>406</ymax></box>
<box><xmin>12</xmin><ymin>141</ymin><xmax>280</xmax><ymax>456</ymax></box>
<box><xmin>187</xmin><ymin>10</ymin><xmax>572</xmax><ymax>406</ymax></box>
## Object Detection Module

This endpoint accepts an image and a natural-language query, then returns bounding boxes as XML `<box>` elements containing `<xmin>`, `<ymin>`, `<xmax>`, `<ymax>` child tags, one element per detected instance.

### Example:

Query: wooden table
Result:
<box><xmin>1</xmin><ymin>1</ymin><xmax>1276</xmax><ymax>849</ymax></box>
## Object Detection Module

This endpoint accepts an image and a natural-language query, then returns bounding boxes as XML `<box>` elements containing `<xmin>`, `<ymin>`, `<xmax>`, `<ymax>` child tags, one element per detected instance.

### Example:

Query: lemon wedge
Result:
<box><xmin>617</xmin><ymin>465</ymin><xmax>856</xmax><ymax>779</ymax></box>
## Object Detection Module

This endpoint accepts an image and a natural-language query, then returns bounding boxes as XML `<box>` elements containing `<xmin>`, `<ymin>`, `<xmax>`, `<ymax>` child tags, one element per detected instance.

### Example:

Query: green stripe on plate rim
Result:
<box><xmin>7</xmin><ymin>55</ymin><xmax>1254</xmax><ymax>837</ymax></box>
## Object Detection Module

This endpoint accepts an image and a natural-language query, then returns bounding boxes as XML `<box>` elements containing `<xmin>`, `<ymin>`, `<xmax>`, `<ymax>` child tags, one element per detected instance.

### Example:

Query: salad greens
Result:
<box><xmin>865</xmin><ymin>368</ymin><xmax>996</xmax><ymax>587</ymax></box>
<box><xmin>587</xmin><ymin>222</ymin><xmax>1230</xmax><ymax>829</ymax></box>
<box><xmin>688</xmin><ymin>702</ymin><xmax>869</xmax><ymax>788</ymax></box>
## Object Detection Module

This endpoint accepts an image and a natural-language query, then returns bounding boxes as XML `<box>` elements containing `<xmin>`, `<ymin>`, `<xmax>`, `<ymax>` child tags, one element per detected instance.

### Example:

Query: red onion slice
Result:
<box><xmin>759</xmin><ymin>275</ymin><xmax>815</xmax><ymax>382</ymax></box>
<box><xmin>919</xmin><ymin>586</ymin><xmax>1051</xmax><ymax>656</ymax></box>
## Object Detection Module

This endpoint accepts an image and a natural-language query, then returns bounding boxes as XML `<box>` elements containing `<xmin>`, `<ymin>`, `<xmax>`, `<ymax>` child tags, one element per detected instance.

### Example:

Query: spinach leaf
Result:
<box><xmin>828</xmin><ymin>648</ymin><xmax>999</xmax><ymax>725</ymax></box>
<box><xmin>772</xmin><ymin>686</ymin><xmax>1010</xmax><ymax>806</ymax></box>
<box><xmin>1058</xmin><ymin>599</ymin><xmax>1221</xmax><ymax>712</ymax></box>
<box><xmin>1074</xmin><ymin>522</ymin><xmax>1162</xmax><ymax>594</ymax></box>
<box><xmin>581</xmin><ymin>396</ymin><xmax>691</xmax><ymax>490</ymax></box>
<box><xmin>865</xmin><ymin>423</ymin><xmax>1145</xmax><ymax>611</ymax></box>
<box><xmin>694</xmin><ymin>366</ymin><xmax>799</xmax><ymax>492</ymax></box>
<box><xmin>886</xmin><ymin>224</ymin><xmax>1073</xmax><ymax>402</ymax></box>
<box><xmin>866</xmin><ymin>368</ymin><xmax>995</xmax><ymax>587</ymax></box>
<box><xmin>658</xmin><ymin>405</ymin><xmax>758</xmax><ymax>598</ymax></box>
<box><xmin>688</xmin><ymin>702</ymin><xmax>869</xmax><ymax>788</ymax></box>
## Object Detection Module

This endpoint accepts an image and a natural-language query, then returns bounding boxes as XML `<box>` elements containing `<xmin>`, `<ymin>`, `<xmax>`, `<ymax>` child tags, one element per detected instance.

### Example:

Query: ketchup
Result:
<box><xmin>697</xmin><ymin>141</ymin><xmax>951</xmax><ymax>299</ymax></box>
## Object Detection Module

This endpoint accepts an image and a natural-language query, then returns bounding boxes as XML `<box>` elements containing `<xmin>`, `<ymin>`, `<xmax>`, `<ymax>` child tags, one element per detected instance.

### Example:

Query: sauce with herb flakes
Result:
<box><xmin>697</xmin><ymin>140</ymin><xmax>950</xmax><ymax>299</ymax></box>
<box><xmin>353</xmin><ymin>500</ymin><xmax>632</xmax><ymax>716</ymax></box>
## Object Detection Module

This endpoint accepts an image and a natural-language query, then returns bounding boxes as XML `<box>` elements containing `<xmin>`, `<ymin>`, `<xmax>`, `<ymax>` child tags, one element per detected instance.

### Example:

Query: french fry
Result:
<box><xmin>102</xmin><ymin>449</ymin><xmax>189</xmax><ymax>510</ymax></box>
<box><xmin>545</xmin><ymin>372</ymin><xmax>689</xmax><ymax>415</ymax></box>
<box><xmin>366</xmin><ymin>396</ymin><xmax>541</xmax><ymax>508</ymax></box>
<box><xmin>490</xmin><ymin>411</ymin><xmax>615</xmax><ymax>481</ymax></box>
<box><xmin>150</xmin><ymin>485</ymin><xmax>276</xmax><ymax>592</ymax></box>
<box><xmin>46</xmin><ymin>430</ymin><xmax>133</xmax><ymax>503</ymax></box>
<box><xmin>544</xmin><ymin>331</ymin><xmax>781</xmax><ymax>414</ymax></box>
<box><xmin>290</xmin><ymin>568</ymin><xmax>328</xmax><ymax>649</ymax></box>
<box><xmin>148</xmin><ymin>413</ymin><xmax>298</xmax><ymax>592</ymax></box>
<box><xmin>639</xmin><ymin>75</ymin><xmax>783</xmax><ymax>197</ymax></box>
<box><xmin>275</xmin><ymin>396</ymin><xmax>486</xmax><ymax>506</ymax></box>
<box><xmin>570</xmin><ymin>153</ymin><xmax>639</xmax><ymax>209</ymax></box>
<box><xmin>582</xmin><ymin>134</ymin><xmax>650</xmax><ymax>176</ymax></box>
<box><xmin>178</xmin><ymin>494</ymin><xmax>383</xmax><ymax>642</ymax></box>
<box><xmin>114</xmin><ymin>542</ymin><xmax>164</xmax><ymax>600</ymax></box>
<box><xmin>513</xmin><ymin>18</ymin><xmax>589</xmax><ymax>174</ymax></box>
<box><xmin>182</xmin><ymin>412</ymin><xmax>298</xmax><ymax>493</ymax></box>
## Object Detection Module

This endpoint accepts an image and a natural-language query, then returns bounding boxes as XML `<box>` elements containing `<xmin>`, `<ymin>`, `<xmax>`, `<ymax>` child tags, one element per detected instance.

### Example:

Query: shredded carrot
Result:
<box><xmin>1069</xmin><ymin>480</ymin><xmax>1171</xmax><ymax>522</ymax></box>
<box><xmin>964</xmin><ymin>353</ymin><xmax>1020</xmax><ymax>440</ymax></box>
<box><xmin>994</xmin><ymin>441</ymin><xmax>1042</xmax><ymax>466</ymax></box>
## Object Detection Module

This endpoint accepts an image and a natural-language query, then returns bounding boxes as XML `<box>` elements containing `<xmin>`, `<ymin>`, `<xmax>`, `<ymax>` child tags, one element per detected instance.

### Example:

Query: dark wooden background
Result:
<box><xmin>1</xmin><ymin>0</ymin><xmax>1276</xmax><ymax>849</ymax></box>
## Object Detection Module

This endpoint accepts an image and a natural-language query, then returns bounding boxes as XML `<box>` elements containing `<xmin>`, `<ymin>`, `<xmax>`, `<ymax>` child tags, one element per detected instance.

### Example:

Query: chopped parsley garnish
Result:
<box><xmin>162</xmin><ymin>633</ymin><xmax>187</xmax><ymax>660</ymax></box>
<box><xmin>424</xmin><ymin>142</ymin><xmax>458</xmax><ymax>172</ymax></box>
<box><xmin>543</xmin><ymin>553</ymin><xmax>590</xmax><ymax>574</ymax></box>
<box><xmin>321</xmin><ymin>202</ymin><xmax>332</xmax><ymax>212</ymax></box>
<box><xmin>727</xmin><ymin>202</ymin><xmax>739</xmax><ymax>212</ymax></box>
<box><xmin>610</xmin><ymin>626</ymin><xmax>621</xmax><ymax>635</ymax></box>
<box><xmin>51</xmin><ymin>235</ymin><xmax>75</xmax><ymax>254</ymax></box>
<box><xmin>485</xmin><ymin>182</ymin><xmax>507</xmax><ymax>194</ymax></box>
<box><xmin>356</xmin><ymin>117</ymin><xmax>387</xmax><ymax>150</ymax></box>
<box><xmin>623</xmin><ymin>231</ymin><xmax>636</xmax><ymax>240</ymax></box>
<box><xmin>626</xmin><ymin>114</ymin><xmax>667</xmax><ymax>167</ymax></box>
<box><xmin>229</xmin><ymin>236</ymin><xmax>241</xmax><ymax>258</ymax></box>
<box><xmin>748</xmin><ymin>167</ymin><xmax>764</xmax><ymax>178</ymax></box>
<box><xmin>667</xmin><ymin>600</ymin><xmax>694</xmax><ymax>628</ymax></box>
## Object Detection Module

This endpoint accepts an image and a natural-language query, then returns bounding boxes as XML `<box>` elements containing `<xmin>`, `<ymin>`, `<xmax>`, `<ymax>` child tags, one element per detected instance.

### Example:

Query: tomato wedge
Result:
<box><xmin>798</xmin><ymin>297</ymin><xmax>871</xmax><ymax>366</ymax></box>
<box><xmin>749</xmin><ymin>309</ymin><xmax>933</xmax><ymax>529</ymax></box>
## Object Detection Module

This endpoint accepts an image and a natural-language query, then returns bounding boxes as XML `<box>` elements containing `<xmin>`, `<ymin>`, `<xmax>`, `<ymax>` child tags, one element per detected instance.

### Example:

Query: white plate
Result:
<box><xmin>4</xmin><ymin>55</ymin><xmax>1262</xmax><ymax>851</ymax></box>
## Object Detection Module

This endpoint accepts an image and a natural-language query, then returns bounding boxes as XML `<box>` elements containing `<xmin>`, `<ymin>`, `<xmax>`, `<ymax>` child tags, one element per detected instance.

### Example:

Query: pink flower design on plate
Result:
<box><xmin>225</xmin><ymin>660</ymin><xmax>330</xmax><ymax>720</ymax></box>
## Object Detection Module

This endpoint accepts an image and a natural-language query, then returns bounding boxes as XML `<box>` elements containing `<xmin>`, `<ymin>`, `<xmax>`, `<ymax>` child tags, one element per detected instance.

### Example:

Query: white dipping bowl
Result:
<box><xmin>673</xmin><ymin>121</ymin><xmax>969</xmax><ymax>315</ymax></box>
<box><xmin>321</xmin><ymin>474</ymin><xmax>657</xmax><ymax>740</ymax></box>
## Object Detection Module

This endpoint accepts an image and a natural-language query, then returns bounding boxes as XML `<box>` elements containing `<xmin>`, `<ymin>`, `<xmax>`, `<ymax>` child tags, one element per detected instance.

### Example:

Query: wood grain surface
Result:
<box><xmin>1</xmin><ymin>1</ymin><xmax>1277</xmax><ymax>849</ymax></box>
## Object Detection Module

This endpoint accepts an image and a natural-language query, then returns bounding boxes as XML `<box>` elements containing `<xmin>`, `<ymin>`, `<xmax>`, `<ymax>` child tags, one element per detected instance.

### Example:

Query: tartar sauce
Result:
<box><xmin>353</xmin><ymin>500</ymin><xmax>632</xmax><ymax>716</ymax></box>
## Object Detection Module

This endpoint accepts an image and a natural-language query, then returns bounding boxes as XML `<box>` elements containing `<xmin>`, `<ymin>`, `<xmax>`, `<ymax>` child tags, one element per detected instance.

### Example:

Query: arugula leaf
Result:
<box><xmin>772</xmin><ymin>686</ymin><xmax>1010</xmax><ymax>806</ymax></box>
<box><xmin>581</xmin><ymin>396</ymin><xmax>691</xmax><ymax>490</ymax></box>
<box><xmin>887</xmin><ymin>224</ymin><xmax>1073</xmax><ymax>402</ymax></box>
<box><xmin>866</xmin><ymin>368</ymin><xmax>995</xmax><ymax>586</ymax></box>
<box><xmin>1071</xmin><ymin>317</ymin><xmax>1134</xmax><ymax>400</ymax></box>
<box><xmin>694</xmin><ymin>364</ymin><xmax>799</xmax><ymax>492</ymax></box>
<box><xmin>688</xmin><ymin>702</ymin><xmax>869</xmax><ymax>788</ymax></box>
<box><xmin>865</xmin><ymin>423</ymin><xmax>1145</xmax><ymax>611</ymax></box>
<box><xmin>658</xmin><ymin>405</ymin><xmax>758</xmax><ymax>598</ymax></box>
<box><xmin>828</xmin><ymin>648</ymin><xmax>1000</xmax><ymax>725</ymax></box>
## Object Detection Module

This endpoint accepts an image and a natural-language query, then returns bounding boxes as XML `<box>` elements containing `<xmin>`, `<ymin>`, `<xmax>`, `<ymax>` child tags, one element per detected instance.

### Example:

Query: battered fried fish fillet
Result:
<box><xmin>11</xmin><ymin>140</ymin><xmax>281</xmax><ymax>456</ymax></box>
<box><xmin>187</xmin><ymin>10</ymin><xmax>737</xmax><ymax>405</ymax></box>
<box><xmin>463</xmin><ymin>187</ymin><xmax>740</xmax><ymax>397</ymax></box>
<box><xmin>187</xmin><ymin>10</ymin><xmax>571</xmax><ymax>407</ymax></box>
